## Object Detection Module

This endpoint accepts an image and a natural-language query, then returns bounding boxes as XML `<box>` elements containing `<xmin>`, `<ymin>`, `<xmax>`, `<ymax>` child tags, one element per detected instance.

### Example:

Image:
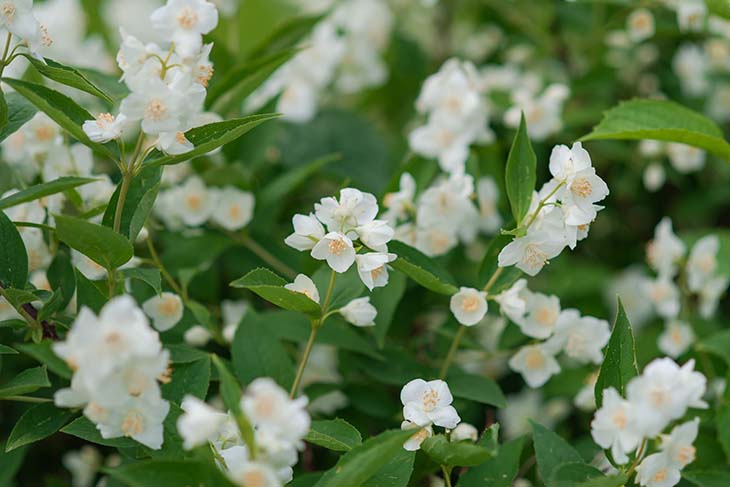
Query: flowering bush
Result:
<box><xmin>2</xmin><ymin>1</ymin><xmax>730</xmax><ymax>486</ymax></box>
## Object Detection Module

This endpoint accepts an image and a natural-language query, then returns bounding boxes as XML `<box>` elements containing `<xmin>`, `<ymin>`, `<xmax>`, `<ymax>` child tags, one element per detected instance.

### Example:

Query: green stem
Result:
<box><xmin>522</xmin><ymin>180</ymin><xmax>565</xmax><ymax>230</ymax></box>
<box><xmin>625</xmin><ymin>439</ymin><xmax>647</xmax><ymax>477</ymax></box>
<box><xmin>234</xmin><ymin>232</ymin><xmax>297</xmax><ymax>279</ymax></box>
<box><xmin>0</xmin><ymin>32</ymin><xmax>13</xmax><ymax>77</ymax></box>
<box><xmin>113</xmin><ymin>170</ymin><xmax>132</xmax><ymax>234</ymax></box>
<box><xmin>146</xmin><ymin>235</ymin><xmax>185</xmax><ymax>299</ymax></box>
<box><xmin>439</xmin><ymin>325</ymin><xmax>466</xmax><ymax>379</ymax></box>
<box><xmin>441</xmin><ymin>465</ymin><xmax>453</xmax><ymax>487</ymax></box>
<box><xmin>482</xmin><ymin>267</ymin><xmax>504</xmax><ymax>293</ymax></box>
<box><xmin>0</xmin><ymin>395</ymin><xmax>52</xmax><ymax>403</ymax></box>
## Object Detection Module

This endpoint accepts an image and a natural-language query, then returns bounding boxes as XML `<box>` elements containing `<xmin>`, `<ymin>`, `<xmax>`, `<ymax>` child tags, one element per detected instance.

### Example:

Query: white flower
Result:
<box><xmin>210</xmin><ymin>187</ymin><xmax>255</xmax><ymax>231</ymax></box>
<box><xmin>676</xmin><ymin>0</ymin><xmax>706</xmax><ymax>32</ymax></box>
<box><xmin>476</xmin><ymin>177</ymin><xmax>502</xmax><ymax>233</ymax></box>
<box><xmin>643</xmin><ymin>163</ymin><xmax>666</xmax><ymax>192</ymax></box>
<box><xmin>673</xmin><ymin>44</ymin><xmax>709</xmax><ymax>97</ymax></box>
<box><xmin>627</xmin><ymin>9</ymin><xmax>655</xmax><ymax>43</ymax></box>
<box><xmin>498</xmin><ymin>229</ymin><xmax>564</xmax><ymax>276</ymax></box>
<box><xmin>314</xmin><ymin>188</ymin><xmax>378</xmax><ymax>233</ymax></box>
<box><xmin>591</xmin><ymin>387</ymin><xmax>642</xmax><ymax>465</ymax></box>
<box><xmin>227</xmin><ymin>460</ymin><xmax>281</xmax><ymax>487</ymax></box>
<box><xmin>82</xmin><ymin>113</ymin><xmax>127</xmax><ymax>143</ymax></box>
<box><xmin>409</xmin><ymin>120</ymin><xmax>472</xmax><ymax>174</ymax></box>
<box><xmin>285</xmin><ymin>213</ymin><xmax>325</xmax><ymax>251</ymax></box>
<box><xmin>449</xmin><ymin>287</ymin><xmax>488</xmax><ymax>326</ymax></box>
<box><xmin>666</xmin><ymin>143</ymin><xmax>705</xmax><ymax>174</ymax></box>
<box><xmin>647</xmin><ymin>218</ymin><xmax>686</xmax><ymax>276</ymax></box>
<box><xmin>178</xmin><ymin>395</ymin><xmax>227</xmax><ymax>450</ymax></box>
<box><xmin>284</xmin><ymin>274</ymin><xmax>320</xmax><ymax>304</ymax></box>
<box><xmin>686</xmin><ymin>235</ymin><xmax>719</xmax><ymax>292</ymax></box>
<box><xmin>177</xmin><ymin>176</ymin><xmax>216</xmax><ymax>226</ymax></box>
<box><xmin>494</xmin><ymin>279</ymin><xmax>528</xmax><ymax>324</ymax></box>
<box><xmin>561</xmin><ymin>167</ymin><xmax>609</xmax><ymax>226</ymax></box>
<box><xmin>644</xmin><ymin>276</ymin><xmax>681</xmax><ymax>319</ymax></box>
<box><xmin>383</xmin><ymin>172</ymin><xmax>415</xmax><ymax>224</ymax></box>
<box><xmin>517</xmin><ymin>292</ymin><xmax>560</xmax><ymax>339</ymax></box>
<box><xmin>142</xmin><ymin>292</ymin><xmax>184</xmax><ymax>331</ymax></box>
<box><xmin>451</xmin><ymin>422</ymin><xmax>478</xmax><ymax>442</ymax></box>
<box><xmin>150</xmin><ymin>0</ymin><xmax>219</xmax><ymax>58</ymax></box>
<box><xmin>508</xmin><ymin>344</ymin><xmax>561</xmax><ymax>388</ymax></box>
<box><xmin>699</xmin><ymin>276</ymin><xmax>729</xmax><ymax>318</ymax></box>
<box><xmin>547</xmin><ymin>310</ymin><xmax>610</xmax><ymax>364</ymax></box>
<box><xmin>62</xmin><ymin>446</ymin><xmax>102</xmax><ymax>487</ymax></box>
<box><xmin>635</xmin><ymin>453</ymin><xmax>681</xmax><ymax>487</ymax></box>
<box><xmin>120</xmin><ymin>77</ymin><xmax>187</xmax><ymax>135</ymax></box>
<box><xmin>94</xmin><ymin>387</ymin><xmax>170</xmax><ymax>450</ymax></box>
<box><xmin>574</xmin><ymin>372</ymin><xmax>598</xmax><ymax>412</ymax></box>
<box><xmin>355</xmin><ymin>252</ymin><xmax>396</xmax><ymax>291</ymax></box>
<box><xmin>310</xmin><ymin>232</ymin><xmax>356</xmax><ymax>273</ymax></box>
<box><xmin>355</xmin><ymin>219</ymin><xmax>394</xmax><ymax>252</ymax></box>
<box><xmin>401</xmin><ymin>420</ymin><xmax>433</xmax><ymax>451</ymax></box>
<box><xmin>0</xmin><ymin>0</ymin><xmax>41</xmax><ymax>45</ymax></box>
<box><xmin>548</xmin><ymin>142</ymin><xmax>593</xmax><ymax>184</ymax></box>
<box><xmin>658</xmin><ymin>320</ymin><xmax>694</xmax><ymax>358</ymax></box>
<box><xmin>400</xmin><ymin>378</ymin><xmax>460</xmax><ymax>429</ymax></box>
<box><xmin>339</xmin><ymin>297</ymin><xmax>377</xmax><ymax>327</ymax></box>
<box><xmin>184</xmin><ymin>325</ymin><xmax>211</xmax><ymax>347</ymax></box>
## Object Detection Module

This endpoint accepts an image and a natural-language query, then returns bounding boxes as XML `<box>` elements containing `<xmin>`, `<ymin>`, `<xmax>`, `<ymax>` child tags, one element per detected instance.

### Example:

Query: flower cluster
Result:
<box><xmin>384</xmin><ymin>172</ymin><xmax>501</xmax><ymax>257</ymax></box>
<box><xmin>639</xmin><ymin>140</ymin><xmax>706</xmax><ymax>192</ymax></box>
<box><xmin>53</xmin><ymin>296</ymin><xmax>171</xmax><ymax>449</ymax></box>
<box><xmin>0</xmin><ymin>0</ymin><xmax>52</xmax><ymax>59</ymax></box>
<box><xmin>155</xmin><ymin>175</ymin><xmax>255</xmax><ymax>231</ymax></box>
<box><xmin>285</xmin><ymin>187</ymin><xmax>396</xmax><ymax>290</ymax></box>
<box><xmin>82</xmin><ymin>0</ymin><xmax>220</xmax><ymax>155</ymax></box>
<box><xmin>494</xmin><ymin>279</ymin><xmax>610</xmax><ymax>387</ymax></box>
<box><xmin>409</xmin><ymin>58</ymin><xmax>494</xmax><ymax>174</ymax></box>
<box><xmin>177</xmin><ymin>378</ymin><xmax>310</xmax><ymax>486</ymax></box>
<box><xmin>591</xmin><ymin>357</ymin><xmax>707</xmax><ymax>486</ymax></box>
<box><xmin>247</xmin><ymin>0</ymin><xmax>393</xmax><ymax>123</ymax></box>
<box><xmin>498</xmin><ymin>142</ymin><xmax>609</xmax><ymax>276</ymax></box>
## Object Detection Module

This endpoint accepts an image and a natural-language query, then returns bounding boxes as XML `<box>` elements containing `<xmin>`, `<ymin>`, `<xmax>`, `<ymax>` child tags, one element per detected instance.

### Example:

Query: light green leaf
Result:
<box><xmin>388</xmin><ymin>240</ymin><xmax>459</xmax><ymax>295</ymax></box>
<box><xmin>102</xmin><ymin>166</ymin><xmax>161</xmax><ymax>241</ymax></box>
<box><xmin>0</xmin><ymin>210</ymin><xmax>27</xmax><ymax>289</ymax></box>
<box><xmin>531</xmin><ymin>420</ymin><xmax>584</xmax><ymax>483</ymax></box>
<box><xmin>505</xmin><ymin>113</ymin><xmax>536</xmax><ymax>225</ymax></box>
<box><xmin>0</xmin><ymin>366</ymin><xmax>50</xmax><ymax>397</ymax></box>
<box><xmin>21</xmin><ymin>55</ymin><xmax>114</xmax><ymax>103</ymax></box>
<box><xmin>61</xmin><ymin>416</ymin><xmax>138</xmax><ymax>448</ymax></box>
<box><xmin>457</xmin><ymin>436</ymin><xmax>524</xmax><ymax>487</ymax></box>
<box><xmin>304</xmin><ymin>418</ymin><xmax>363</xmax><ymax>452</ymax></box>
<box><xmin>55</xmin><ymin>214</ymin><xmax>133</xmax><ymax>270</ymax></box>
<box><xmin>143</xmin><ymin>114</ymin><xmax>280</xmax><ymax>167</ymax></box>
<box><xmin>0</xmin><ymin>177</ymin><xmax>97</xmax><ymax>211</ymax></box>
<box><xmin>447</xmin><ymin>371</ymin><xmax>507</xmax><ymax>408</ymax></box>
<box><xmin>313</xmin><ymin>429</ymin><xmax>414</xmax><ymax>487</ymax></box>
<box><xmin>594</xmin><ymin>299</ymin><xmax>638</xmax><ymax>408</ymax></box>
<box><xmin>14</xmin><ymin>342</ymin><xmax>72</xmax><ymax>380</ymax></box>
<box><xmin>581</xmin><ymin>98</ymin><xmax>730</xmax><ymax>160</ymax></box>
<box><xmin>705</xmin><ymin>0</ymin><xmax>730</xmax><ymax>20</ymax></box>
<box><xmin>421</xmin><ymin>434</ymin><xmax>493</xmax><ymax>467</ymax></box>
<box><xmin>2</xmin><ymin>78</ymin><xmax>116</xmax><ymax>159</ymax></box>
<box><xmin>119</xmin><ymin>268</ymin><xmax>162</xmax><ymax>295</ymax></box>
<box><xmin>371</xmin><ymin>271</ymin><xmax>406</xmax><ymax>348</ymax></box>
<box><xmin>696</xmin><ymin>330</ymin><xmax>730</xmax><ymax>367</ymax></box>
<box><xmin>0</xmin><ymin>344</ymin><xmax>17</xmax><ymax>354</ymax></box>
<box><xmin>106</xmin><ymin>459</ymin><xmax>236</xmax><ymax>487</ymax></box>
<box><xmin>683</xmin><ymin>469</ymin><xmax>730</xmax><ymax>487</ymax></box>
<box><xmin>230</xmin><ymin>267</ymin><xmax>321</xmax><ymax>315</ymax></box>
<box><xmin>0</xmin><ymin>92</ymin><xmax>37</xmax><ymax>143</ymax></box>
<box><xmin>5</xmin><ymin>403</ymin><xmax>75</xmax><ymax>451</ymax></box>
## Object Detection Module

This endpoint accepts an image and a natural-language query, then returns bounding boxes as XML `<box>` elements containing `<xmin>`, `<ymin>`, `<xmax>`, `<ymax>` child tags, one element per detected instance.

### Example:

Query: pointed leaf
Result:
<box><xmin>594</xmin><ymin>299</ymin><xmax>638</xmax><ymax>408</ymax></box>
<box><xmin>531</xmin><ymin>420</ymin><xmax>584</xmax><ymax>483</ymax></box>
<box><xmin>0</xmin><ymin>92</ymin><xmax>37</xmax><ymax>143</ymax></box>
<box><xmin>457</xmin><ymin>436</ymin><xmax>524</xmax><ymax>487</ymax></box>
<box><xmin>421</xmin><ymin>434</ymin><xmax>493</xmax><ymax>467</ymax></box>
<box><xmin>304</xmin><ymin>418</ymin><xmax>363</xmax><ymax>452</ymax></box>
<box><xmin>21</xmin><ymin>55</ymin><xmax>114</xmax><ymax>103</ymax></box>
<box><xmin>55</xmin><ymin>215</ymin><xmax>133</xmax><ymax>270</ymax></box>
<box><xmin>0</xmin><ymin>210</ymin><xmax>27</xmax><ymax>288</ymax></box>
<box><xmin>505</xmin><ymin>113</ymin><xmax>536</xmax><ymax>225</ymax></box>
<box><xmin>0</xmin><ymin>366</ymin><xmax>50</xmax><ymax>397</ymax></box>
<box><xmin>0</xmin><ymin>177</ymin><xmax>97</xmax><ymax>211</ymax></box>
<box><xmin>388</xmin><ymin>240</ymin><xmax>458</xmax><ymax>295</ymax></box>
<box><xmin>230</xmin><ymin>267</ymin><xmax>321</xmax><ymax>315</ymax></box>
<box><xmin>6</xmin><ymin>402</ymin><xmax>75</xmax><ymax>451</ymax></box>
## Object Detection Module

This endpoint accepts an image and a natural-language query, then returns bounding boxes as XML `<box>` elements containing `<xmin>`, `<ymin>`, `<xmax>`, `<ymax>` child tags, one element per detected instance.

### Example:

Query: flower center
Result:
<box><xmin>175</xmin><ymin>131</ymin><xmax>188</xmax><ymax>145</ymax></box>
<box><xmin>535</xmin><ymin>307</ymin><xmax>557</xmax><ymax>326</ymax></box>
<box><xmin>524</xmin><ymin>244</ymin><xmax>548</xmax><ymax>269</ymax></box>
<box><xmin>242</xmin><ymin>470</ymin><xmax>266</xmax><ymax>487</ymax></box>
<box><xmin>254</xmin><ymin>395</ymin><xmax>276</xmax><ymax>419</ymax></box>
<box><xmin>97</xmin><ymin>113</ymin><xmax>115</xmax><ymax>128</ymax></box>
<box><xmin>422</xmin><ymin>389</ymin><xmax>439</xmax><ymax>411</ymax></box>
<box><xmin>371</xmin><ymin>266</ymin><xmax>385</xmax><ymax>280</ymax></box>
<box><xmin>653</xmin><ymin>469</ymin><xmax>667</xmax><ymax>482</ymax></box>
<box><xmin>35</xmin><ymin>125</ymin><xmax>55</xmax><ymax>142</ymax></box>
<box><xmin>196</xmin><ymin>65</ymin><xmax>214</xmax><ymax>86</ymax></box>
<box><xmin>159</xmin><ymin>298</ymin><xmax>179</xmax><ymax>317</ymax></box>
<box><xmin>177</xmin><ymin>8</ymin><xmax>199</xmax><ymax>29</ymax></box>
<box><xmin>697</xmin><ymin>254</ymin><xmax>716</xmax><ymax>273</ymax></box>
<box><xmin>1</xmin><ymin>3</ymin><xmax>15</xmax><ymax>21</ymax></box>
<box><xmin>676</xmin><ymin>445</ymin><xmax>696</xmax><ymax>465</ymax></box>
<box><xmin>525</xmin><ymin>349</ymin><xmax>545</xmax><ymax>369</ymax></box>
<box><xmin>185</xmin><ymin>193</ymin><xmax>203</xmax><ymax>211</ymax></box>
<box><xmin>461</xmin><ymin>295</ymin><xmax>480</xmax><ymax>312</ymax></box>
<box><xmin>328</xmin><ymin>238</ymin><xmax>347</xmax><ymax>255</ymax></box>
<box><xmin>570</xmin><ymin>177</ymin><xmax>593</xmax><ymax>198</ymax></box>
<box><xmin>611</xmin><ymin>408</ymin><xmax>627</xmax><ymax>429</ymax></box>
<box><xmin>145</xmin><ymin>99</ymin><xmax>167</xmax><ymax>121</ymax></box>
<box><xmin>121</xmin><ymin>410</ymin><xmax>145</xmax><ymax>437</ymax></box>
<box><xmin>228</xmin><ymin>204</ymin><xmax>241</xmax><ymax>220</ymax></box>
<box><xmin>649</xmin><ymin>388</ymin><xmax>670</xmax><ymax>407</ymax></box>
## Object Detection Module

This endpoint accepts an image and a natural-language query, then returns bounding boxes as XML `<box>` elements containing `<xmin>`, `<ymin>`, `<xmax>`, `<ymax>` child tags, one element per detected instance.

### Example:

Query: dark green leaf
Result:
<box><xmin>549</xmin><ymin>462</ymin><xmax>605</xmax><ymax>487</ymax></box>
<box><xmin>388</xmin><ymin>240</ymin><xmax>458</xmax><ymax>295</ymax></box>
<box><xmin>577</xmin><ymin>473</ymin><xmax>630</xmax><ymax>487</ymax></box>
<box><xmin>14</xmin><ymin>342</ymin><xmax>72</xmax><ymax>379</ymax></box>
<box><xmin>62</xmin><ymin>416</ymin><xmax>138</xmax><ymax>448</ymax></box>
<box><xmin>0</xmin><ymin>210</ymin><xmax>27</xmax><ymax>288</ymax></box>
<box><xmin>531</xmin><ymin>420</ymin><xmax>584</xmax><ymax>483</ymax></box>
<box><xmin>447</xmin><ymin>371</ymin><xmax>507</xmax><ymax>408</ymax></box>
<box><xmin>161</xmin><ymin>357</ymin><xmax>210</xmax><ymax>403</ymax></box>
<box><xmin>0</xmin><ymin>445</ymin><xmax>27</xmax><ymax>486</ymax></box>
<box><xmin>0</xmin><ymin>89</ymin><xmax>7</xmax><ymax>133</ymax></box>
<box><xmin>505</xmin><ymin>113</ymin><xmax>536</xmax><ymax>225</ymax></box>
<box><xmin>120</xmin><ymin>268</ymin><xmax>162</xmax><ymax>295</ymax></box>
<box><xmin>230</xmin><ymin>267</ymin><xmax>321</xmax><ymax>315</ymax></box>
<box><xmin>47</xmin><ymin>247</ymin><xmax>76</xmax><ymax>311</ymax></box>
<box><xmin>0</xmin><ymin>92</ymin><xmax>37</xmax><ymax>143</ymax></box>
<box><xmin>371</xmin><ymin>271</ymin><xmax>406</xmax><ymax>348</ymax></box>
<box><xmin>74</xmin><ymin>269</ymin><xmax>106</xmax><ymax>313</ymax></box>
<box><xmin>102</xmin><ymin>166</ymin><xmax>161</xmax><ymax>241</ymax></box>
<box><xmin>362</xmin><ymin>448</ymin><xmax>415</xmax><ymax>487</ymax></box>
<box><xmin>5</xmin><ymin>403</ymin><xmax>75</xmax><ymax>451</ymax></box>
<box><xmin>683</xmin><ymin>469</ymin><xmax>730</xmax><ymax>487</ymax></box>
<box><xmin>421</xmin><ymin>434</ymin><xmax>493</xmax><ymax>467</ymax></box>
<box><xmin>257</xmin><ymin>153</ymin><xmax>340</xmax><ymax>210</ymax></box>
<box><xmin>304</xmin><ymin>418</ymin><xmax>363</xmax><ymax>452</ymax></box>
<box><xmin>0</xmin><ymin>366</ymin><xmax>50</xmax><ymax>397</ymax></box>
<box><xmin>55</xmin><ymin>214</ymin><xmax>133</xmax><ymax>270</ymax></box>
<box><xmin>594</xmin><ymin>299</ymin><xmax>638</xmax><ymax>408</ymax></box>
<box><xmin>0</xmin><ymin>344</ymin><xmax>17</xmax><ymax>354</ymax></box>
<box><xmin>232</xmin><ymin>312</ymin><xmax>295</xmax><ymax>389</ymax></box>
<box><xmin>696</xmin><ymin>330</ymin><xmax>730</xmax><ymax>367</ymax></box>
<box><xmin>22</xmin><ymin>55</ymin><xmax>114</xmax><ymax>103</ymax></box>
<box><xmin>106</xmin><ymin>459</ymin><xmax>236</xmax><ymax>487</ymax></box>
<box><xmin>457</xmin><ymin>436</ymin><xmax>524</xmax><ymax>487</ymax></box>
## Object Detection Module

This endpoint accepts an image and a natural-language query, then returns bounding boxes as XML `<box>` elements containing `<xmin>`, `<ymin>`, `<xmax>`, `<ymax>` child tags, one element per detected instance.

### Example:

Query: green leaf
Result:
<box><xmin>248</xmin><ymin>14</ymin><xmax>324</xmax><ymax>58</ymax></box>
<box><xmin>257</xmin><ymin>153</ymin><xmax>340</xmax><ymax>210</ymax></box>
<box><xmin>61</xmin><ymin>416</ymin><xmax>138</xmax><ymax>448</ymax></box>
<box><xmin>388</xmin><ymin>240</ymin><xmax>458</xmax><ymax>295</ymax></box>
<box><xmin>230</xmin><ymin>267</ymin><xmax>321</xmax><ymax>315</ymax></box>
<box><xmin>717</xmin><ymin>406</ymin><xmax>730</xmax><ymax>462</ymax></box>
<box><xmin>531</xmin><ymin>420</ymin><xmax>584</xmax><ymax>483</ymax></box>
<box><xmin>211</xmin><ymin>355</ymin><xmax>257</xmax><ymax>452</ymax></box>
<box><xmin>683</xmin><ymin>469</ymin><xmax>730</xmax><ymax>487</ymax></box>
<box><xmin>0</xmin><ymin>344</ymin><xmax>17</xmax><ymax>354</ymax></box>
<box><xmin>76</xmin><ymin>67</ymin><xmax>130</xmax><ymax>102</ymax></box>
<box><xmin>2</xmin><ymin>78</ymin><xmax>116</xmax><ymax>159</ymax></box>
<box><xmin>0</xmin><ymin>90</ymin><xmax>7</xmax><ymax>133</ymax></box>
<box><xmin>143</xmin><ymin>114</ymin><xmax>280</xmax><ymax>167</ymax></box>
<box><xmin>581</xmin><ymin>98</ymin><xmax>730</xmax><ymax>160</ymax></box>
<box><xmin>505</xmin><ymin>113</ymin><xmax>536</xmax><ymax>225</ymax></box>
<box><xmin>371</xmin><ymin>271</ymin><xmax>406</xmax><ymax>348</ymax></box>
<box><xmin>0</xmin><ymin>92</ymin><xmax>37</xmax><ymax>143</ymax></box>
<box><xmin>5</xmin><ymin>402</ymin><xmax>75</xmax><ymax>451</ymax></box>
<box><xmin>707</xmin><ymin>0</ymin><xmax>730</xmax><ymax>19</ymax></box>
<box><xmin>21</xmin><ymin>55</ymin><xmax>114</xmax><ymax>103</ymax></box>
<box><xmin>549</xmin><ymin>462</ymin><xmax>605</xmax><ymax>487</ymax></box>
<box><xmin>577</xmin><ymin>474</ymin><xmax>630</xmax><ymax>487</ymax></box>
<box><xmin>55</xmin><ymin>214</ymin><xmax>133</xmax><ymax>270</ymax></box>
<box><xmin>447</xmin><ymin>371</ymin><xmax>507</xmax><ymax>408</ymax></box>
<box><xmin>47</xmin><ymin>247</ymin><xmax>76</xmax><ymax>311</ymax></box>
<box><xmin>74</xmin><ymin>268</ymin><xmax>106</xmax><ymax>313</ymax></box>
<box><xmin>232</xmin><ymin>311</ymin><xmax>295</xmax><ymax>389</ymax></box>
<box><xmin>120</xmin><ymin>268</ymin><xmax>162</xmax><ymax>295</ymax></box>
<box><xmin>304</xmin><ymin>418</ymin><xmax>363</xmax><ymax>452</ymax></box>
<box><xmin>457</xmin><ymin>436</ymin><xmax>524</xmax><ymax>487</ymax></box>
<box><xmin>0</xmin><ymin>177</ymin><xmax>96</xmax><ymax>211</ymax></box>
<box><xmin>102</xmin><ymin>166</ymin><xmax>162</xmax><ymax>241</ymax></box>
<box><xmin>161</xmin><ymin>357</ymin><xmax>210</xmax><ymax>403</ymax></box>
<box><xmin>594</xmin><ymin>299</ymin><xmax>638</xmax><ymax>408</ymax></box>
<box><xmin>313</xmin><ymin>429</ymin><xmax>414</xmax><ymax>487</ymax></box>
<box><xmin>421</xmin><ymin>434</ymin><xmax>493</xmax><ymax>467</ymax></box>
<box><xmin>14</xmin><ymin>342</ymin><xmax>72</xmax><ymax>379</ymax></box>
<box><xmin>0</xmin><ymin>366</ymin><xmax>50</xmax><ymax>397</ymax></box>
<box><xmin>0</xmin><ymin>210</ymin><xmax>27</xmax><ymax>289</ymax></box>
<box><xmin>696</xmin><ymin>330</ymin><xmax>730</xmax><ymax>367</ymax></box>
<box><xmin>479</xmin><ymin>234</ymin><xmax>522</xmax><ymax>292</ymax></box>
<box><xmin>206</xmin><ymin>47</ymin><xmax>300</xmax><ymax>109</ymax></box>
<box><xmin>362</xmin><ymin>448</ymin><xmax>415</xmax><ymax>487</ymax></box>
<box><xmin>0</xmin><ymin>445</ymin><xmax>27</xmax><ymax>486</ymax></box>
<box><xmin>106</xmin><ymin>459</ymin><xmax>236</xmax><ymax>487</ymax></box>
